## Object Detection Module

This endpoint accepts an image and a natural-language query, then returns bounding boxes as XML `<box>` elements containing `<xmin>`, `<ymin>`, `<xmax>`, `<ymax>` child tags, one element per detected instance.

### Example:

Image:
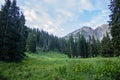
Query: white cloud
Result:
<box><xmin>0</xmin><ymin>0</ymin><xmax>108</xmax><ymax>37</ymax></box>
<box><xmin>0</xmin><ymin>0</ymin><xmax>5</xmax><ymax>9</ymax></box>
<box><xmin>20</xmin><ymin>3</ymin><xmax>65</xmax><ymax>37</ymax></box>
<box><xmin>22</xmin><ymin>7</ymin><xmax>37</xmax><ymax>22</ymax></box>
<box><xmin>0</xmin><ymin>0</ymin><xmax>4</xmax><ymax>3</ymax></box>
<box><xmin>44</xmin><ymin>0</ymin><xmax>59</xmax><ymax>4</ymax></box>
<box><xmin>79</xmin><ymin>0</ymin><xmax>94</xmax><ymax>12</ymax></box>
<box><xmin>80</xmin><ymin>10</ymin><xmax>110</xmax><ymax>29</ymax></box>
<box><xmin>56</xmin><ymin>9</ymin><xmax>74</xmax><ymax>17</ymax></box>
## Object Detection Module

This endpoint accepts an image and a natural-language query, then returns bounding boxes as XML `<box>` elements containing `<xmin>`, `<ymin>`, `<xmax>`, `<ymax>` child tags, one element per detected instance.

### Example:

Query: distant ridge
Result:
<box><xmin>65</xmin><ymin>24</ymin><xmax>111</xmax><ymax>40</ymax></box>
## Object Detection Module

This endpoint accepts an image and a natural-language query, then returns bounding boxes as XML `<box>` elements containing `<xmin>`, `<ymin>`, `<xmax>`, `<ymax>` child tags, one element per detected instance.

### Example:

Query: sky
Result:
<box><xmin>0</xmin><ymin>0</ymin><xmax>110</xmax><ymax>37</ymax></box>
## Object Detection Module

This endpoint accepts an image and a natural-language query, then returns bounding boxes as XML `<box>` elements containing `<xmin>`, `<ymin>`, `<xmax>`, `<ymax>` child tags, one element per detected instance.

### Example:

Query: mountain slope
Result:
<box><xmin>65</xmin><ymin>24</ymin><xmax>111</xmax><ymax>40</ymax></box>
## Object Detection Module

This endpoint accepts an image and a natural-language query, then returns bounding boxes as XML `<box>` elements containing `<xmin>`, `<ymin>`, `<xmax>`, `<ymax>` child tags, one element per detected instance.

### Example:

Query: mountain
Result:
<box><xmin>65</xmin><ymin>24</ymin><xmax>111</xmax><ymax>40</ymax></box>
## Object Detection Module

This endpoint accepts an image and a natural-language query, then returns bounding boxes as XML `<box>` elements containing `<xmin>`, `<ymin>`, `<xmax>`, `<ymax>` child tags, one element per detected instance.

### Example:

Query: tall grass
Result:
<box><xmin>0</xmin><ymin>51</ymin><xmax>120</xmax><ymax>80</ymax></box>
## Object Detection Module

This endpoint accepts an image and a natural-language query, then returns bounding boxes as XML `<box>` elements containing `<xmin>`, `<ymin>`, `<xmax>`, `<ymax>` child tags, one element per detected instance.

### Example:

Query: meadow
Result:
<box><xmin>0</xmin><ymin>51</ymin><xmax>120</xmax><ymax>80</ymax></box>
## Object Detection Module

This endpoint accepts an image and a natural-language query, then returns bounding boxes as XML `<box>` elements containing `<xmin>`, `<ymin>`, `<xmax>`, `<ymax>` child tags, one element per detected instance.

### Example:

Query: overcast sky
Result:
<box><xmin>0</xmin><ymin>0</ymin><xmax>110</xmax><ymax>37</ymax></box>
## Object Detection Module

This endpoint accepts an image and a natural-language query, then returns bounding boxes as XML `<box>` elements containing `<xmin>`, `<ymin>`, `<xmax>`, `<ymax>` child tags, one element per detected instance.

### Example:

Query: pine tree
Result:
<box><xmin>68</xmin><ymin>36</ymin><xmax>73</xmax><ymax>58</ymax></box>
<box><xmin>96</xmin><ymin>39</ymin><xmax>101</xmax><ymax>56</ymax></box>
<box><xmin>88</xmin><ymin>36</ymin><xmax>92</xmax><ymax>57</ymax></box>
<box><xmin>92</xmin><ymin>36</ymin><xmax>98</xmax><ymax>57</ymax></box>
<box><xmin>19</xmin><ymin>14</ymin><xmax>28</xmax><ymax>53</ymax></box>
<box><xmin>9</xmin><ymin>0</ymin><xmax>28</xmax><ymax>60</ymax></box>
<box><xmin>109</xmin><ymin>0</ymin><xmax>120</xmax><ymax>56</ymax></box>
<box><xmin>66</xmin><ymin>40</ymin><xmax>71</xmax><ymax>58</ymax></box>
<box><xmin>26</xmin><ymin>29</ymin><xmax>36</xmax><ymax>53</ymax></box>
<box><xmin>76</xmin><ymin>34</ymin><xmax>88</xmax><ymax>58</ymax></box>
<box><xmin>36</xmin><ymin>29</ymin><xmax>41</xmax><ymax>50</ymax></box>
<box><xmin>58</xmin><ymin>38</ymin><xmax>66</xmax><ymax>53</ymax></box>
<box><xmin>80</xmin><ymin>35</ymin><xmax>88</xmax><ymax>58</ymax></box>
<box><xmin>88</xmin><ymin>36</ymin><xmax>99</xmax><ymax>57</ymax></box>
<box><xmin>77</xmin><ymin>34</ymin><xmax>82</xmax><ymax>57</ymax></box>
<box><xmin>100</xmin><ymin>33</ymin><xmax>113</xmax><ymax>57</ymax></box>
<box><xmin>68</xmin><ymin>36</ymin><xmax>76</xmax><ymax>58</ymax></box>
<box><xmin>0</xmin><ymin>0</ymin><xmax>27</xmax><ymax>61</ymax></box>
<box><xmin>0</xmin><ymin>0</ymin><xmax>11</xmax><ymax>61</ymax></box>
<box><xmin>74</xmin><ymin>38</ymin><xmax>78</xmax><ymax>57</ymax></box>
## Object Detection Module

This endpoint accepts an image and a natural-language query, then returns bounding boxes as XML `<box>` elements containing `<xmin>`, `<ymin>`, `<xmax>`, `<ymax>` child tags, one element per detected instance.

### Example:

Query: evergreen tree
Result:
<box><xmin>92</xmin><ymin>36</ymin><xmax>98</xmax><ymax>57</ymax></box>
<box><xmin>0</xmin><ymin>0</ymin><xmax>11</xmax><ymax>61</ymax></box>
<box><xmin>36</xmin><ymin>29</ymin><xmax>41</xmax><ymax>50</ymax></box>
<box><xmin>0</xmin><ymin>0</ymin><xmax>27</xmax><ymax>61</ymax></box>
<box><xmin>88</xmin><ymin>36</ymin><xmax>99</xmax><ymax>57</ymax></box>
<box><xmin>58</xmin><ymin>38</ymin><xmax>66</xmax><ymax>53</ymax></box>
<box><xmin>77</xmin><ymin>34</ymin><xmax>81</xmax><ymax>57</ymax></box>
<box><xmin>96</xmin><ymin>39</ymin><xmax>101</xmax><ymax>56</ymax></box>
<box><xmin>38</xmin><ymin>30</ymin><xmax>45</xmax><ymax>49</ymax></box>
<box><xmin>43</xmin><ymin>32</ymin><xmax>49</xmax><ymax>51</ymax></box>
<box><xmin>80</xmin><ymin>35</ymin><xmax>88</xmax><ymax>58</ymax></box>
<box><xmin>68</xmin><ymin>36</ymin><xmax>76</xmax><ymax>58</ymax></box>
<box><xmin>74</xmin><ymin>38</ymin><xmax>79</xmax><ymax>57</ymax></box>
<box><xmin>75</xmin><ymin>34</ymin><xmax>88</xmax><ymax>58</ymax></box>
<box><xmin>100</xmin><ymin>33</ymin><xmax>113</xmax><ymax>57</ymax></box>
<box><xmin>26</xmin><ymin>29</ymin><xmax>36</xmax><ymax>53</ymax></box>
<box><xmin>109</xmin><ymin>0</ymin><xmax>120</xmax><ymax>56</ymax></box>
<box><xmin>88</xmin><ymin>36</ymin><xmax>92</xmax><ymax>57</ymax></box>
<box><xmin>66</xmin><ymin>40</ymin><xmax>71</xmax><ymax>58</ymax></box>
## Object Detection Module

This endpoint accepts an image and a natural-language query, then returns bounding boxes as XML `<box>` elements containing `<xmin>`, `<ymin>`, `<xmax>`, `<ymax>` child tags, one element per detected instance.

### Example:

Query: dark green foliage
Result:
<box><xmin>0</xmin><ymin>0</ymin><xmax>28</xmax><ymax>62</ymax></box>
<box><xmin>88</xmin><ymin>36</ymin><xmax>100</xmax><ymax>57</ymax></box>
<box><xmin>76</xmin><ymin>35</ymin><xmax>88</xmax><ymax>58</ymax></box>
<box><xmin>100</xmin><ymin>33</ymin><xmax>114</xmax><ymax>57</ymax></box>
<box><xmin>109</xmin><ymin>0</ymin><xmax>120</xmax><ymax>56</ymax></box>
<box><xmin>26</xmin><ymin>29</ymin><xmax>60</xmax><ymax>52</ymax></box>
<box><xmin>80</xmin><ymin>35</ymin><xmax>88</xmax><ymax>58</ymax></box>
<box><xmin>58</xmin><ymin>38</ymin><xmax>67</xmax><ymax>53</ymax></box>
<box><xmin>36</xmin><ymin>30</ymin><xmax>59</xmax><ymax>51</ymax></box>
<box><xmin>64</xmin><ymin>34</ymin><xmax>100</xmax><ymax>58</ymax></box>
<box><xmin>67</xmin><ymin>36</ymin><xmax>75</xmax><ymax>58</ymax></box>
<box><xmin>26</xmin><ymin>29</ymin><xmax>36</xmax><ymax>53</ymax></box>
<box><xmin>0</xmin><ymin>0</ymin><xmax>11</xmax><ymax>61</ymax></box>
<box><xmin>65</xmin><ymin>40</ymin><xmax>71</xmax><ymax>57</ymax></box>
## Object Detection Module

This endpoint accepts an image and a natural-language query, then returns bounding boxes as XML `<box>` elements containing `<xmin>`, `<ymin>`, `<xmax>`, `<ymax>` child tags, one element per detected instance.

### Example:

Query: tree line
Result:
<box><xmin>0</xmin><ymin>0</ymin><xmax>120</xmax><ymax>62</ymax></box>
<box><xmin>26</xmin><ymin>28</ymin><xmax>114</xmax><ymax>58</ymax></box>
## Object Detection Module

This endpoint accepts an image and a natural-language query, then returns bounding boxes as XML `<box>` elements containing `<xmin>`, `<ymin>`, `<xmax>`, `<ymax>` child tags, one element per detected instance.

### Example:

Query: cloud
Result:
<box><xmin>0</xmin><ymin>0</ymin><xmax>110</xmax><ymax>37</ymax></box>
<box><xmin>19</xmin><ymin>0</ymin><xmax>78</xmax><ymax>37</ymax></box>
<box><xmin>20</xmin><ymin>2</ymin><xmax>65</xmax><ymax>37</ymax></box>
<box><xmin>80</xmin><ymin>10</ymin><xmax>110</xmax><ymax>29</ymax></box>
<box><xmin>0</xmin><ymin>0</ymin><xmax>5</xmax><ymax>8</ymax></box>
<box><xmin>56</xmin><ymin>9</ymin><xmax>74</xmax><ymax>17</ymax></box>
<box><xmin>44</xmin><ymin>0</ymin><xmax>59</xmax><ymax>4</ymax></box>
<box><xmin>0</xmin><ymin>0</ymin><xmax>4</xmax><ymax>3</ymax></box>
<box><xmin>79</xmin><ymin>0</ymin><xmax>94</xmax><ymax>12</ymax></box>
<box><xmin>23</xmin><ymin>7</ymin><xmax>37</xmax><ymax>22</ymax></box>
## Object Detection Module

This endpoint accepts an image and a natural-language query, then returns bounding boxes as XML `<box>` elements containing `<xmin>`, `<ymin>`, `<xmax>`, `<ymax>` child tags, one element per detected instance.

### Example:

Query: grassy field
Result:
<box><xmin>0</xmin><ymin>51</ymin><xmax>120</xmax><ymax>80</ymax></box>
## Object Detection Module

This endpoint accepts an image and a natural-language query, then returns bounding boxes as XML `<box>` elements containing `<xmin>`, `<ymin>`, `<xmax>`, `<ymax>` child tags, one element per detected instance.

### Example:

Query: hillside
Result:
<box><xmin>0</xmin><ymin>51</ymin><xmax>120</xmax><ymax>80</ymax></box>
<box><xmin>65</xmin><ymin>24</ymin><xmax>111</xmax><ymax>40</ymax></box>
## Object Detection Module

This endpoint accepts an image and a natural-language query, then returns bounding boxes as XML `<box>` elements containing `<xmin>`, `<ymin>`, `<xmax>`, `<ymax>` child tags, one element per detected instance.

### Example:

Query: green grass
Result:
<box><xmin>0</xmin><ymin>51</ymin><xmax>120</xmax><ymax>80</ymax></box>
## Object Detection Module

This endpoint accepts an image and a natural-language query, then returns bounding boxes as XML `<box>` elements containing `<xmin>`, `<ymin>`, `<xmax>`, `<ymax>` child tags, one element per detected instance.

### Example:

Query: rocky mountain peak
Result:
<box><xmin>65</xmin><ymin>24</ymin><xmax>111</xmax><ymax>41</ymax></box>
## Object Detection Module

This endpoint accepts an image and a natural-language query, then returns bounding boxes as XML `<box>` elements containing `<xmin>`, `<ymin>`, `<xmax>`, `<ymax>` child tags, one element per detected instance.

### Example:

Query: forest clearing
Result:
<box><xmin>0</xmin><ymin>0</ymin><xmax>120</xmax><ymax>80</ymax></box>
